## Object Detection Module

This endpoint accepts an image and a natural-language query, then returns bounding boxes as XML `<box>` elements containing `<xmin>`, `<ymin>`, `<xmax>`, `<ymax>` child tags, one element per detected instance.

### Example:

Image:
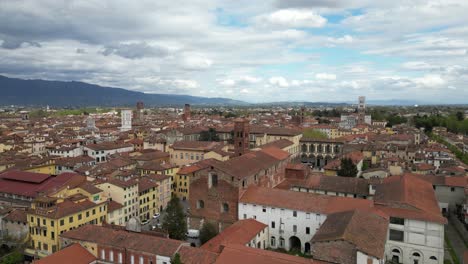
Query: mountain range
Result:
<box><xmin>0</xmin><ymin>75</ymin><xmax>246</xmax><ymax>107</ymax></box>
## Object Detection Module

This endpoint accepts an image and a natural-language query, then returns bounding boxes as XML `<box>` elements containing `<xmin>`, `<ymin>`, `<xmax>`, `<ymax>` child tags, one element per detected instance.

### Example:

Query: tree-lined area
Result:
<box><xmin>414</xmin><ymin>112</ymin><xmax>468</xmax><ymax>134</ymax></box>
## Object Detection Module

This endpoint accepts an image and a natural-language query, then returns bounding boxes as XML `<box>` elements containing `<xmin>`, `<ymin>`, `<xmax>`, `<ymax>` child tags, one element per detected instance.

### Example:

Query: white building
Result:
<box><xmin>120</xmin><ymin>109</ymin><xmax>132</xmax><ymax>132</ymax></box>
<box><xmin>375</xmin><ymin>175</ymin><xmax>446</xmax><ymax>264</ymax></box>
<box><xmin>47</xmin><ymin>145</ymin><xmax>83</xmax><ymax>158</ymax></box>
<box><xmin>83</xmin><ymin>142</ymin><xmax>134</xmax><ymax>163</ymax></box>
<box><xmin>238</xmin><ymin>186</ymin><xmax>373</xmax><ymax>253</ymax></box>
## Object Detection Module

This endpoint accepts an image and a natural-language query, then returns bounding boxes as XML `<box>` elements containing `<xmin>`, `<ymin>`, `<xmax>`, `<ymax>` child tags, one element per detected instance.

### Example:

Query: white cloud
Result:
<box><xmin>327</xmin><ymin>35</ymin><xmax>353</xmax><ymax>44</ymax></box>
<box><xmin>315</xmin><ymin>73</ymin><xmax>336</xmax><ymax>80</ymax></box>
<box><xmin>402</xmin><ymin>61</ymin><xmax>437</xmax><ymax>71</ymax></box>
<box><xmin>414</xmin><ymin>74</ymin><xmax>445</xmax><ymax>87</ymax></box>
<box><xmin>256</xmin><ymin>9</ymin><xmax>327</xmax><ymax>28</ymax></box>
<box><xmin>219</xmin><ymin>79</ymin><xmax>236</xmax><ymax>87</ymax></box>
<box><xmin>269</xmin><ymin>76</ymin><xmax>289</xmax><ymax>87</ymax></box>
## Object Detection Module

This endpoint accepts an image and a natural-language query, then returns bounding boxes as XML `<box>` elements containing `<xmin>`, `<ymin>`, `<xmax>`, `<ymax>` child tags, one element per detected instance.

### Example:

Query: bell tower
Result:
<box><xmin>233</xmin><ymin>119</ymin><xmax>250</xmax><ymax>156</ymax></box>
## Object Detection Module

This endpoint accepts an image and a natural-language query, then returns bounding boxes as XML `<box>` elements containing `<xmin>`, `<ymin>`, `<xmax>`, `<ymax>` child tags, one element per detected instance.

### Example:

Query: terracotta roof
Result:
<box><xmin>33</xmin><ymin>243</ymin><xmax>96</xmax><ymax>264</ymax></box>
<box><xmin>4</xmin><ymin>209</ymin><xmax>27</xmax><ymax>223</ymax></box>
<box><xmin>60</xmin><ymin>225</ymin><xmax>185</xmax><ymax>257</ymax></box>
<box><xmin>0</xmin><ymin>170</ymin><xmax>50</xmax><ymax>183</ymax></box>
<box><xmin>171</xmin><ymin>141</ymin><xmax>224</xmax><ymax>151</ymax></box>
<box><xmin>178</xmin><ymin>245</ymin><xmax>219</xmax><ymax>264</ymax></box>
<box><xmin>214</xmin><ymin>244</ymin><xmax>318</xmax><ymax>264</ymax></box>
<box><xmin>259</xmin><ymin>139</ymin><xmax>294</xmax><ymax>150</ymax></box>
<box><xmin>30</xmin><ymin>199</ymin><xmax>106</xmax><ymax>219</ymax></box>
<box><xmin>311</xmin><ymin>209</ymin><xmax>389</xmax><ymax>260</ymax></box>
<box><xmin>138</xmin><ymin>177</ymin><xmax>159</xmax><ymax>193</ymax></box>
<box><xmin>289</xmin><ymin>174</ymin><xmax>370</xmax><ymax>196</ymax></box>
<box><xmin>213</xmin><ymin>149</ymin><xmax>289</xmax><ymax>180</ymax></box>
<box><xmin>240</xmin><ymin>186</ymin><xmax>373</xmax><ymax>214</ymax></box>
<box><xmin>107</xmin><ymin>200</ymin><xmax>124</xmax><ymax>212</ymax></box>
<box><xmin>84</xmin><ymin>142</ymin><xmax>133</xmax><ymax>151</ymax></box>
<box><xmin>0</xmin><ymin>172</ymin><xmax>85</xmax><ymax>198</ymax></box>
<box><xmin>202</xmin><ymin>219</ymin><xmax>267</xmax><ymax>253</ymax></box>
<box><xmin>374</xmin><ymin>174</ymin><xmax>447</xmax><ymax>224</ymax></box>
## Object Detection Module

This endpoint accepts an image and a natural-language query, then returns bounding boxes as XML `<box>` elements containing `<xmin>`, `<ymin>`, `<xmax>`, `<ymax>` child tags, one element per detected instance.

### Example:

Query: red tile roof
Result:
<box><xmin>374</xmin><ymin>174</ymin><xmax>447</xmax><ymax>224</ymax></box>
<box><xmin>214</xmin><ymin>244</ymin><xmax>319</xmax><ymax>264</ymax></box>
<box><xmin>202</xmin><ymin>219</ymin><xmax>267</xmax><ymax>253</ymax></box>
<box><xmin>33</xmin><ymin>243</ymin><xmax>96</xmax><ymax>264</ymax></box>
<box><xmin>240</xmin><ymin>186</ymin><xmax>373</xmax><ymax>214</ymax></box>
<box><xmin>0</xmin><ymin>172</ymin><xmax>85</xmax><ymax>198</ymax></box>
<box><xmin>0</xmin><ymin>170</ymin><xmax>50</xmax><ymax>183</ymax></box>
<box><xmin>311</xmin><ymin>209</ymin><xmax>389</xmax><ymax>260</ymax></box>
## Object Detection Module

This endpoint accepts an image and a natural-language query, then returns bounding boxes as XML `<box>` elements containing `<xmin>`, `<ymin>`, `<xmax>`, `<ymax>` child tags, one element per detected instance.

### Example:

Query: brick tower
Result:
<box><xmin>234</xmin><ymin>119</ymin><xmax>250</xmax><ymax>156</ymax></box>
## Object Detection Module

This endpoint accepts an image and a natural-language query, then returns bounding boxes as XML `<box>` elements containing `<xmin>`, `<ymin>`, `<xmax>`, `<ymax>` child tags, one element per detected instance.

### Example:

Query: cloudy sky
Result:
<box><xmin>1</xmin><ymin>0</ymin><xmax>467</xmax><ymax>103</ymax></box>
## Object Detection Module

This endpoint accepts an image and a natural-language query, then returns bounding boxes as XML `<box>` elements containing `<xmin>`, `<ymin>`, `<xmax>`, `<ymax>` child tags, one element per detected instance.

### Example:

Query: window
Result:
<box><xmin>243</xmin><ymin>214</ymin><xmax>247</xmax><ymax>219</ymax></box>
<box><xmin>451</xmin><ymin>187</ymin><xmax>455</xmax><ymax>192</ymax></box>
<box><xmin>222</xmin><ymin>203</ymin><xmax>229</xmax><ymax>213</ymax></box>
<box><xmin>279</xmin><ymin>238</ymin><xmax>285</xmax><ymax>248</ymax></box>
<box><xmin>101</xmin><ymin>249</ymin><xmax>105</xmax><ymax>260</ymax></box>
<box><xmin>43</xmin><ymin>219</ymin><xmax>46</xmax><ymax>225</ymax></box>
<box><xmin>131</xmin><ymin>255</ymin><xmax>134</xmax><ymax>264</ymax></box>
<box><xmin>293</xmin><ymin>225</ymin><xmax>297</xmax><ymax>232</ymax></box>
<box><xmin>306</xmin><ymin>213</ymin><xmax>310</xmax><ymax>219</ymax></box>
<box><xmin>69</xmin><ymin>216</ymin><xmax>73</xmax><ymax>223</ymax></box>
<box><xmin>110</xmin><ymin>250</ymin><xmax>114</xmax><ymax>262</ymax></box>
<box><xmin>389</xmin><ymin>229</ymin><xmax>404</xmax><ymax>242</ymax></box>
<box><xmin>118</xmin><ymin>253</ymin><xmax>123</xmax><ymax>264</ymax></box>
<box><xmin>271</xmin><ymin>221</ymin><xmax>275</xmax><ymax>228</ymax></box>
<box><xmin>270</xmin><ymin>236</ymin><xmax>276</xmax><ymax>247</ymax></box>
<box><xmin>51</xmin><ymin>220</ymin><xmax>54</xmax><ymax>227</ymax></box>
<box><xmin>51</xmin><ymin>231</ymin><xmax>55</xmax><ymax>240</ymax></box>
<box><xmin>140</xmin><ymin>256</ymin><xmax>144</xmax><ymax>264</ymax></box>
<box><xmin>92</xmin><ymin>209</ymin><xmax>96</xmax><ymax>215</ymax></box>
<box><xmin>60</xmin><ymin>219</ymin><xmax>64</xmax><ymax>226</ymax></box>
<box><xmin>197</xmin><ymin>200</ymin><xmax>204</xmax><ymax>209</ymax></box>
<box><xmin>390</xmin><ymin>217</ymin><xmax>404</xmax><ymax>225</ymax></box>
<box><xmin>262</xmin><ymin>207</ymin><xmax>266</xmax><ymax>212</ymax></box>
<box><xmin>293</xmin><ymin>211</ymin><xmax>297</xmax><ymax>217</ymax></box>
<box><xmin>209</xmin><ymin>173</ymin><xmax>218</xmax><ymax>188</ymax></box>
<box><xmin>306</xmin><ymin>227</ymin><xmax>310</xmax><ymax>234</ymax></box>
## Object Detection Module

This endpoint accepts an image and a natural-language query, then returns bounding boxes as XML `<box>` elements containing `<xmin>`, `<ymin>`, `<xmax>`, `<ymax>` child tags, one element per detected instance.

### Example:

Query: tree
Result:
<box><xmin>302</xmin><ymin>129</ymin><xmax>327</xmax><ymax>139</ymax></box>
<box><xmin>172</xmin><ymin>253</ymin><xmax>183</xmax><ymax>264</ymax></box>
<box><xmin>199</xmin><ymin>128</ymin><xmax>220</xmax><ymax>142</ymax></box>
<box><xmin>199</xmin><ymin>222</ymin><xmax>218</xmax><ymax>244</ymax></box>
<box><xmin>162</xmin><ymin>197</ymin><xmax>187</xmax><ymax>240</ymax></box>
<box><xmin>337</xmin><ymin>158</ymin><xmax>358</xmax><ymax>177</ymax></box>
<box><xmin>456</xmin><ymin>111</ymin><xmax>464</xmax><ymax>121</ymax></box>
<box><xmin>1</xmin><ymin>251</ymin><xmax>24</xmax><ymax>264</ymax></box>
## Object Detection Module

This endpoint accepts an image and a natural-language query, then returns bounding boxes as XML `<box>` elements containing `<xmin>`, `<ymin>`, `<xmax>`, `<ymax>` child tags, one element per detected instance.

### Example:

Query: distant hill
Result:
<box><xmin>0</xmin><ymin>75</ymin><xmax>247</xmax><ymax>107</ymax></box>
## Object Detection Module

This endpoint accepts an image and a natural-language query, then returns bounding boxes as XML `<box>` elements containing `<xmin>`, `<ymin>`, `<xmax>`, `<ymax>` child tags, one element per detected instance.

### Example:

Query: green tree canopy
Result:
<box><xmin>337</xmin><ymin>158</ymin><xmax>358</xmax><ymax>177</ymax></box>
<box><xmin>199</xmin><ymin>128</ymin><xmax>220</xmax><ymax>142</ymax></box>
<box><xmin>302</xmin><ymin>129</ymin><xmax>327</xmax><ymax>139</ymax></box>
<box><xmin>162</xmin><ymin>197</ymin><xmax>187</xmax><ymax>240</ymax></box>
<box><xmin>199</xmin><ymin>222</ymin><xmax>219</xmax><ymax>245</ymax></box>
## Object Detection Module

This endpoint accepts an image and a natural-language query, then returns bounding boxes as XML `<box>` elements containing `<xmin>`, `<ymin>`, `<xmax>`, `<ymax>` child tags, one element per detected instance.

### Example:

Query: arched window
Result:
<box><xmin>197</xmin><ymin>200</ymin><xmax>204</xmax><ymax>209</ymax></box>
<box><xmin>270</xmin><ymin>236</ymin><xmax>276</xmax><ymax>247</ymax></box>
<box><xmin>301</xmin><ymin>144</ymin><xmax>307</xmax><ymax>152</ymax></box>
<box><xmin>279</xmin><ymin>237</ymin><xmax>285</xmax><ymax>248</ymax></box>
<box><xmin>429</xmin><ymin>256</ymin><xmax>437</xmax><ymax>260</ymax></box>
<box><xmin>222</xmin><ymin>203</ymin><xmax>229</xmax><ymax>212</ymax></box>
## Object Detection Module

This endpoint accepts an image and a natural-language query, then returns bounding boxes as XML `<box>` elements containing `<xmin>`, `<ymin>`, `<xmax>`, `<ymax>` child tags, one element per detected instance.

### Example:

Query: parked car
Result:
<box><xmin>153</xmin><ymin>213</ymin><xmax>160</xmax><ymax>219</ymax></box>
<box><xmin>142</xmin><ymin>219</ymin><xmax>150</xmax><ymax>225</ymax></box>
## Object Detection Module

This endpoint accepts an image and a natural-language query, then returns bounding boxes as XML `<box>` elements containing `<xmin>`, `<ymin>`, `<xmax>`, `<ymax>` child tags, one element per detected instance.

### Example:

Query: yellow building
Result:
<box><xmin>26</xmin><ymin>195</ymin><xmax>107</xmax><ymax>257</ymax></box>
<box><xmin>23</xmin><ymin>157</ymin><xmax>57</xmax><ymax>175</ymax></box>
<box><xmin>138</xmin><ymin>177</ymin><xmax>159</xmax><ymax>222</ymax></box>
<box><xmin>173</xmin><ymin>165</ymin><xmax>199</xmax><ymax>201</ymax></box>
<box><xmin>168</xmin><ymin>141</ymin><xmax>227</xmax><ymax>166</ymax></box>
<box><xmin>147</xmin><ymin>174</ymin><xmax>172</xmax><ymax>211</ymax></box>
<box><xmin>95</xmin><ymin>179</ymin><xmax>139</xmax><ymax>223</ymax></box>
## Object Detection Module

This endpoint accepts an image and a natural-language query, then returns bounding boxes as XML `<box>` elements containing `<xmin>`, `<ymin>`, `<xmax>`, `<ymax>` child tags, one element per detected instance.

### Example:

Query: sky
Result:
<box><xmin>0</xmin><ymin>0</ymin><xmax>467</xmax><ymax>104</ymax></box>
